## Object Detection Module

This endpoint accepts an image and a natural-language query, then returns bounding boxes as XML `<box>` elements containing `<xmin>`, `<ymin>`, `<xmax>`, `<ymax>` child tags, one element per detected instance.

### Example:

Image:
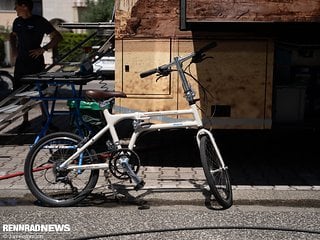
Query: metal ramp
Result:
<box><xmin>0</xmin><ymin>84</ymin><xmax>40</xmax><ymax>132</ymax></box>
<box><xmin>0</xmin><ymin>21</ymin><xmax>115</xmax><ymax>134</ymax></box>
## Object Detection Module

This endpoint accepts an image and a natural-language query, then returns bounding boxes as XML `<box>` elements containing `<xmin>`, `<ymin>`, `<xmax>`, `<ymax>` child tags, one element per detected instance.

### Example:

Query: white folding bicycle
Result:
<box><xmin>24</xmin><ymin>42</ymin><xmax>233</xmax><ymax>209</ymax></box>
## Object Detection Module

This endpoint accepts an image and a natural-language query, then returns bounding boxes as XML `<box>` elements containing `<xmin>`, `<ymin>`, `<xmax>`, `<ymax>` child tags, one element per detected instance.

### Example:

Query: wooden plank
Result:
<box><xmin>186</xmin><ymin>0</ymin><xmax>320</xmax><ymax>22</ymax></box>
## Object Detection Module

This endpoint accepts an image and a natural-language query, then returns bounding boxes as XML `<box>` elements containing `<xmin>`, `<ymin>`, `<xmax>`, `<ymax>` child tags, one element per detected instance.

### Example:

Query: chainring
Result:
<box><xmin>109</xmin><ymin>148</ymin><xmax>140</xmax><ymax>180</ymax></box>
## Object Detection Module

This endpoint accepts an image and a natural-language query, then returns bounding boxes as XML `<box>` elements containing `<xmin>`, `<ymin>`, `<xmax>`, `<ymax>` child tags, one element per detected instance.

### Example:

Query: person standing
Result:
<box><xmin>10</xmin><ymin>0</ymin><xmax>63</xmax><ymax>128</ymax></box>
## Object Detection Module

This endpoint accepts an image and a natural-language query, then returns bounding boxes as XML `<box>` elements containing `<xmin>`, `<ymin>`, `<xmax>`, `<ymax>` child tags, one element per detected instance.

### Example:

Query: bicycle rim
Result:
<box><xmin>24</xmin><ymin>132</ymin><xmax>99</xmax><ymax>207</ymax></box>
<box><xmin>200</xmin><ymin>134</ymin><xmax>233</xmax><ymax>209</ymax></box>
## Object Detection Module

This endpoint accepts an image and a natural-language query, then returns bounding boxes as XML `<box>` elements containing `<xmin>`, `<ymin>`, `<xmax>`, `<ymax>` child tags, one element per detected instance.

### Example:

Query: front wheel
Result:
<box><xmin>199</xmin><ymin>133</ymin><xmax>233</xmax><ymax>209</ymax></box>
<box><xmin>24</xmin><ymin>132</ymin><xmax>99</xmax><ymax>207</ymax></box>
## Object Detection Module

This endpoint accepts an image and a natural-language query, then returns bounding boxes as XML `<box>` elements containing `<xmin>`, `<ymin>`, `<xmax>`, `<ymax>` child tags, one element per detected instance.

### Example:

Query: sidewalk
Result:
<box><xmin>1</xmin><ymin>105</ymin><xmax>320</xmax><ymax>207</ymax></box>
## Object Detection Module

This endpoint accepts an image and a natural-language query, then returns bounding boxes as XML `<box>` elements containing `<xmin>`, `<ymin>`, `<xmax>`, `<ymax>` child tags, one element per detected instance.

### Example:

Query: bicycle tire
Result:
<box><xmin>199</xmin><ymin>133</ymin><xmax>233</xmax><ymax>209</ymax></box>
<box><xmin>24</xmin><ymin>132</ymin><xmax>99</xmax><ymax>207</ymax></box>
<box><xmin>0</xmin><ymin>71</ymin><xmax>13</xmax><ymax>100</ymax></box>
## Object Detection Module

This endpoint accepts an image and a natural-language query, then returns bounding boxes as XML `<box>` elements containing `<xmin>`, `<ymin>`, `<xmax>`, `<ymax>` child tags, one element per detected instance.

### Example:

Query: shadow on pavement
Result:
<box><xmin>135</xmin><ymin>128</ymin><xmax>320</xmax><ymax>187</ymax></box>
<box><xmin>1</xmin><ymin>115</ymin><xmax>320</xmax><ymax>187</ymax></box>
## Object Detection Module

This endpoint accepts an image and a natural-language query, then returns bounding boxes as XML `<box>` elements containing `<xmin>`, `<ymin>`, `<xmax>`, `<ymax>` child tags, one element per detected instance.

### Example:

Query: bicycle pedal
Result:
<box><xmin>134</xmin><ymin>180</ymin><xmax>145</xmax><ymax>191</ymax></box>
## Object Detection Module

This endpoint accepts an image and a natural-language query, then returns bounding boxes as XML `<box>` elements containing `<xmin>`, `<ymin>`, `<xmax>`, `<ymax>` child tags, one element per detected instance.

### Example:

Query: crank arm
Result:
<box><xmin>120</xmin><ymin>159</ymin><xmax>145</xmax><ymax>190</ymax></box>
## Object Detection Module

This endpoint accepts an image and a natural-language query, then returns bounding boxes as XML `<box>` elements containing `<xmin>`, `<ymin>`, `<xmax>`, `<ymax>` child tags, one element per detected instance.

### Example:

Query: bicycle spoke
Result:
<box><xmin>200</xmin><ymin>133</ymin><xmax>233</xmax><ymax>209</ymax></box>
<box><xmin>24</xmin><ymin>132</ymin><xmax>99</xmax><ymax>207</ymax></box>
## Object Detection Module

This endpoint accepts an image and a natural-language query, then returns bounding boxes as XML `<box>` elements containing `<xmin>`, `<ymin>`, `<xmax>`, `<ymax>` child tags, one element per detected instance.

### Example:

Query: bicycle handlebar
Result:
<box><xmin>139</xmin><ymin>68</ymin><xmax>158</xmax><ymax>78</ymax></box>
<box><xmin>139</xmin><ymin>64</ymin><xmax>170</xmax><ymax>78</ymax></box>
<box><xmin>140</xmin><ymin>41</ymin><xmax>217</xmax><ymax>78</ymax></box>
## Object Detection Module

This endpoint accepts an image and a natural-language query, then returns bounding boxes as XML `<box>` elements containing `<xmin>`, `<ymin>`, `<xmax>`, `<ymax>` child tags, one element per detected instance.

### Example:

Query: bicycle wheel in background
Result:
<box><xmin>0</xmin><ymin>71</ymin><xmax>13</xmax><ymax>101</ymax></box>
<box><xmin>24</xmin><ymin>132</ymin><xmax>100</xmax><ymax>207</ymax></box>
<box><xmin>199</xmin><ymin>133</ymin><xmax>233</xmax><ymax>209</ymax></box>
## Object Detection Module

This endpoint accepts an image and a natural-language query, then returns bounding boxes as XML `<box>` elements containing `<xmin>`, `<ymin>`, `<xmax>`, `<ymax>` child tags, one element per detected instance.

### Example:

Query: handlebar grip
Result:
<box><xmin>140</xmin><ymin>68</ymin><xmax>158</xmax><ymax>78</ymax></box>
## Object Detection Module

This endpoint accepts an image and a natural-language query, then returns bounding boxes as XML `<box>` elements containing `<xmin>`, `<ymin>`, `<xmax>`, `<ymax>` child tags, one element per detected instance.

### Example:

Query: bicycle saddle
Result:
<box><xmin>85</xmin><ymin>89</ymin><xmax>127</xmax><ymax>100</ymax></box>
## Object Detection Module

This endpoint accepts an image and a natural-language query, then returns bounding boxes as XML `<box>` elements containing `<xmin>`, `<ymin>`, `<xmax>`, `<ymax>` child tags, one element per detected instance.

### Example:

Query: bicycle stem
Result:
<box><xmin>174</xmin><ymin>56</ymin><xmax>195</xmax><ymax>105</ymax></box>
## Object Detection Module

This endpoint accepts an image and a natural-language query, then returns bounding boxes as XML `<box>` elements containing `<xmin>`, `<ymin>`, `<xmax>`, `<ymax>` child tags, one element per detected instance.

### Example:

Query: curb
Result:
<box><xmin>1</xmin><ymin>188</ymin><xmax>320</xmax><ymax>208</ymax></box>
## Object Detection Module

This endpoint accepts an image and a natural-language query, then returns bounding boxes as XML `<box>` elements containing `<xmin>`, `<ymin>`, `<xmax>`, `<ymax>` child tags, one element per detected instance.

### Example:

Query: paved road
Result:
<box><xmin>0</xmin><ymin>201</ymin><xmax>320</xmax><ymax>240</ymax></box>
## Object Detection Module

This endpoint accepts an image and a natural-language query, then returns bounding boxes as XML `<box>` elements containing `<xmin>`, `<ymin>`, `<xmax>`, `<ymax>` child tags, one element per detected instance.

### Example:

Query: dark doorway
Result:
<box><xmin>273</xmin><ymin>41</ymin><xmax>320</xmax><ymax>129</ymax></box>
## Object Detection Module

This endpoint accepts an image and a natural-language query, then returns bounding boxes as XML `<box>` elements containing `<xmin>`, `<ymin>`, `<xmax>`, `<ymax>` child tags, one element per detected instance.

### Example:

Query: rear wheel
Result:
<box><xmin>24</xmin><ymin>132</ymin><xmax>99</xmax><ymax>207</ymax></box>
<box><xmin>199</xmin><ymin>133</ymin><xmax>233</xmax><ymax>209</ymax></box>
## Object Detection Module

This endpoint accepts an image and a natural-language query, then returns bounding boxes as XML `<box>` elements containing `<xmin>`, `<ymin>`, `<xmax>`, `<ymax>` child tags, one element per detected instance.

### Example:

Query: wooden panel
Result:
<box><xmin>177</xmin><ymin>39</ymin><xmax>273</xmax><ymax>128</ymax></box>
<box><xmin>115</xmin><ymin>37</ymin><xmax>274</xmax><ymax>128</ymax></box>
<box><xmin>122</xmin><ymin>39</ymin><xmax>172</xmax><ymax>96</ymax></box>
<box><xmin>186</xmin><ymin>0</ymin><xmax>320</xmax><ymax>22</ymax></box>
<box><xmin>115</xmin><ymin>39</ymin><xmax>179</xmax><ymax>113</ymax></box>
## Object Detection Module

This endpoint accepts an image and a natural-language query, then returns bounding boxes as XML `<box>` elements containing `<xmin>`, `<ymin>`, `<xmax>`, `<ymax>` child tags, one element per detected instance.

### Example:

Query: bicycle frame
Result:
<box><xmin>25</xmin><ymin>41</ymin><xmax>233</xmax><ymax>209</ymax></box>
<box><xmin>60</xmin><ymin>103</ymin><xmax>203</xmax><ymax>171</ymax></box>
<box><xmin>59</xmin><ymin>42</ymin><xmax>219</xmax><ymax>172</ymax></box>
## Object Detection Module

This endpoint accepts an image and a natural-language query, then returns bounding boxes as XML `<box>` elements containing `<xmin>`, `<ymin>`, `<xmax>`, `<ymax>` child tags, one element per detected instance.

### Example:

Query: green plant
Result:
<box><xmin>57</xmin><ymin>32</ymin><xmax>92</xmax><ymax>62</ymax></box>
<box><xmin>80</xmin><ymin>0</ymin><xmax>114</xmax><ymax>22</ymax></box>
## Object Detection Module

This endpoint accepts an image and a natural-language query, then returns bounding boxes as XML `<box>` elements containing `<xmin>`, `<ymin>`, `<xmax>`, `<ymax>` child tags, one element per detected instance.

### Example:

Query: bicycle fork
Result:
<box><xmin>196</xmin><ymin>128</ymin><xmax>227</xmax><ymax>169</ymax></box>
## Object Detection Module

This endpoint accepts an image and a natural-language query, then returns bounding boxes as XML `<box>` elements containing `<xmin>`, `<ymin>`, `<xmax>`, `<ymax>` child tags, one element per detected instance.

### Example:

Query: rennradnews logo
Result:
<box><xmin>2</xmin><ymin>224</ymin><xmax>70</xmax><ymax>232</ymax></box>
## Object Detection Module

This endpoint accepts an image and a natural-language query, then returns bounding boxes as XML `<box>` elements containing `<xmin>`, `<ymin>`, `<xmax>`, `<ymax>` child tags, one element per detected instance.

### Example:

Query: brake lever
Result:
<box><xmin>156</xmin><ymin>73</ymin><xmax>170</xmax><ymax>82</ymax></box>
<box><xmin>155</xmin><ymin>68</ymin><xmax>171</xmax><ymax>81</ymax></box>
<box><xmin>191</xmin><ymin>53</ymin><xmax>205</xmax><ymax>63</ymax></box>
<box><xmin>191</xmin><ymin>54</ymin><xmax>213</xmax><ymax>63</ymax></box>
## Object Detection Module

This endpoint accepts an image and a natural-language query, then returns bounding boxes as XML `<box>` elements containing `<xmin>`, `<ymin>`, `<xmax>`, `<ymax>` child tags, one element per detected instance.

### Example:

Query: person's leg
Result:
<box><xmin>13</xmin><ymin>61</ymin><xmax>30</xmax><ymax>127</ymax></box>
<box><xmin>14</xmin><ymin>57</ymin><xmax>45</xmax><ymax>129</ymax></box>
